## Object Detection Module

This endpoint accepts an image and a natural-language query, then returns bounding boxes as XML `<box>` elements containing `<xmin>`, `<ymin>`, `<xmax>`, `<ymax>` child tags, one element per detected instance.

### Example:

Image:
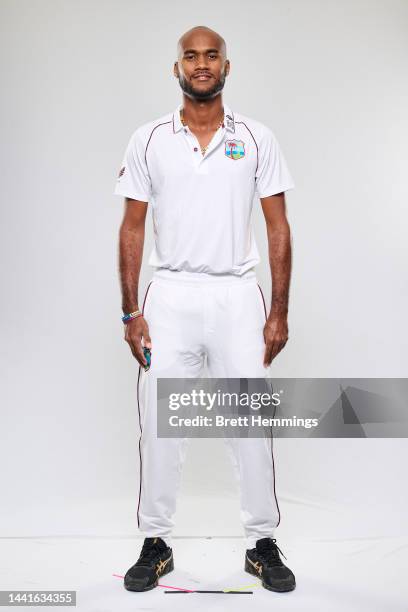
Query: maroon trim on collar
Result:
<box><xmin>225</xmin><ymin>108</ymin><xmax>235</xmax><ymax>132</ymax></box>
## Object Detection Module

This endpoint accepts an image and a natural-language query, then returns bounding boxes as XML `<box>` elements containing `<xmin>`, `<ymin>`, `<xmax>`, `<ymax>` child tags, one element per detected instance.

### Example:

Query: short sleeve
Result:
<box><xmin>255</xmin><ymin>128</ymin><xmax>295</xmax><ymax>198</ymax></box>
<box><xmin>114</xmin><ymin>130</ymin><xmax>152</xmax><ymax>201</ymax></box>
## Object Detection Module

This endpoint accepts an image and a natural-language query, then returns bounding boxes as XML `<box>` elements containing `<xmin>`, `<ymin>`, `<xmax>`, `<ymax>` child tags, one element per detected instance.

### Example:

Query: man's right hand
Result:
<box><xmin>124</xmin><ymin>316</ymin><xmax>152</xmax><ymax>367</ymax></box>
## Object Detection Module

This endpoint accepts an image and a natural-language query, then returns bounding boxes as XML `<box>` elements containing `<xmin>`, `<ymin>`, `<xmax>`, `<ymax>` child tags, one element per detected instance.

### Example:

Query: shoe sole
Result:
<box><xmin>124</xmin><ymin>555</ymin><xmax>174</xmax><ymax>592</ymax></box>
<box><xmin>245</xmin><ymin>558</ymin><xmax>296</xmax><ymax>593</ymax></box>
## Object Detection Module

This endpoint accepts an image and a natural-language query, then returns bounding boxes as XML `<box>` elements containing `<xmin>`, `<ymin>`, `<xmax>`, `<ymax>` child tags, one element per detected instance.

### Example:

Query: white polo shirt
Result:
<box><xmin>114</xmin><ymin>102</ymin><xmax>295</xmax><ymax>276</ymax></box>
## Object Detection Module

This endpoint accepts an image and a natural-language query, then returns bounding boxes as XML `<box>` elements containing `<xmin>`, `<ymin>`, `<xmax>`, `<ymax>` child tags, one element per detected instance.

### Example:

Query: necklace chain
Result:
<box><xmin>180</xmin><ymin>108</ymin><xmax>225</xmax><ymax>155</ymax></box>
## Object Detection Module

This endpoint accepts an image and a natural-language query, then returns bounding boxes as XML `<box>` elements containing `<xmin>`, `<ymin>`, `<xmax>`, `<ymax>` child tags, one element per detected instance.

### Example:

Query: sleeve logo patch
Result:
<box><xmin>118</xmin><ymin>166</ymin><xmax>126</xmax><ymax>178</ymax></box>
<box><xmin>225</xmin><ymin>140</ymin><xmax>245</xmax><ymax>160</ymax></box>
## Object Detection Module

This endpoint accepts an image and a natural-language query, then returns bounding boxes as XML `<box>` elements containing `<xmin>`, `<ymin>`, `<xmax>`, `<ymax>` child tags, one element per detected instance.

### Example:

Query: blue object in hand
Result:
<box><xmin>143</xmin><ymin>347</ymin><xmax>151</xmax><ymax>371</ymax></box>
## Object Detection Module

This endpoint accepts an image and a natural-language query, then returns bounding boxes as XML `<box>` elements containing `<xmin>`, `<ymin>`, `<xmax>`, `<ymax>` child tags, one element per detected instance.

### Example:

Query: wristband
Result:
<box><xmin>122</xmin><ymin>310</ymin><xmax>142</xmax><ymax>324</ymax></box>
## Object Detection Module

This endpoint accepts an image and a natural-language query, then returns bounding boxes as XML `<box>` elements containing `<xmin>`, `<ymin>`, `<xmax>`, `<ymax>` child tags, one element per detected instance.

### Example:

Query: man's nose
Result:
<box><xmin>196</xmin><ymin>54</ymin><xmax>210</xmax><ymax>69</ymax></box>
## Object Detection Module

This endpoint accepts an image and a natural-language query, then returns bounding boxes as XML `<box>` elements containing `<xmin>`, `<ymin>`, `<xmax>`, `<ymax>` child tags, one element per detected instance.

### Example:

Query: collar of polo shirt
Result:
<box><xmin>172</xmin><ymin>102</ymin><xmax>235</xmax><ymax>134</ymax></box>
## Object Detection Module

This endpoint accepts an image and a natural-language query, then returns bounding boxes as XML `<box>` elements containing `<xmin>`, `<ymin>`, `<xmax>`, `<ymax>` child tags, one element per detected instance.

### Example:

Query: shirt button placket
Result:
<box><xmin>183</xmin><ymin>126</ymin><xmax>203</xmax><ymax>168</ymax></box>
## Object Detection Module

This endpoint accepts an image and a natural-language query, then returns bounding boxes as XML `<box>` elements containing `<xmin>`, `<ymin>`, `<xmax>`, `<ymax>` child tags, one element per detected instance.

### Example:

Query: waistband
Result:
<box><xmin>151</xmin><ymin>267</ymin><xmax>257</xmax><ymax>285</ymax></box>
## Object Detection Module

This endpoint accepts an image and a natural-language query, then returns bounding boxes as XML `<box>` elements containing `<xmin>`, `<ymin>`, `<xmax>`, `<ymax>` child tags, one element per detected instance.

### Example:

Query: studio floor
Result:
<box><xmin>1</xmin><ymin>534</ymin><xmax>406</xmax><ymax>611</ymax></box>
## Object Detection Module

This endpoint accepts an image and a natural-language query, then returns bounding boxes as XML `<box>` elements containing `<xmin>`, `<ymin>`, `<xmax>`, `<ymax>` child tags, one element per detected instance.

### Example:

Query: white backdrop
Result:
<box><xmin>1</xmin><ymin>0</ymin><xmax>407</xmax><ymax>572</ymax></box>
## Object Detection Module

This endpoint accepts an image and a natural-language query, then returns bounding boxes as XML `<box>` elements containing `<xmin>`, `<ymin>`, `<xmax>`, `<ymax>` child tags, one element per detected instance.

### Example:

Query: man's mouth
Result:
<box><xmin>193</xmin><ymin>74</ymin><xmax>212</xmax><ymax>81</ymax></box>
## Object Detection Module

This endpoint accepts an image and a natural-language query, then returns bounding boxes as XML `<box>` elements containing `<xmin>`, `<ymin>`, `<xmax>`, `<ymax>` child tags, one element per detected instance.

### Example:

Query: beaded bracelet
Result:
<box><xmin>122</xmin><ymin>310</ymin><xmax>143</xmax><ymax>324</ymax></box>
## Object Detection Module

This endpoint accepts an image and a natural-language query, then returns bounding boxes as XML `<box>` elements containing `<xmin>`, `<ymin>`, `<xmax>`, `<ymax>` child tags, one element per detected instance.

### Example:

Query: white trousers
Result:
<box><xmin>136</xmin><ymin>267</ymin><xmax>281</xmax><ymax>549</ymax></box>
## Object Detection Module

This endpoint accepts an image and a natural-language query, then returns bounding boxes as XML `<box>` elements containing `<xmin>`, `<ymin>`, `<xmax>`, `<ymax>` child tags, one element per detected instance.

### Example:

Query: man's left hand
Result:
<box><xmin>263</xmin><ymin>316</ymin><xmax>289</xmax><ymax>367</ymax></box>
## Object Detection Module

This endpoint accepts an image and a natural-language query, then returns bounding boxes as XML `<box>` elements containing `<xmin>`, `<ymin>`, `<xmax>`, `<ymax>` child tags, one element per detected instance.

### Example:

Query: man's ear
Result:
<box><xmin>173</xmin><ymin>61</ymin><xmax>179</xmax><ymax>78</ymax></box>
<box><xmin>225</xmin><ymin>59</ymin><xmax>230</xmax><ymax>76</ymax></box>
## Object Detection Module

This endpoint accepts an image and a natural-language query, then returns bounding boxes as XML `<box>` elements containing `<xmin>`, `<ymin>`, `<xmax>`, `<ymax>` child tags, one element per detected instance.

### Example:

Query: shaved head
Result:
<box><xmin>177</xmin><ymin>25</ymin><xmax>227</xmax><ymax>60</ymax></box>
<box><xmin>174</xmin><ymin>26</ymin><xmax>229</xmax><ymax>101</ymax></box>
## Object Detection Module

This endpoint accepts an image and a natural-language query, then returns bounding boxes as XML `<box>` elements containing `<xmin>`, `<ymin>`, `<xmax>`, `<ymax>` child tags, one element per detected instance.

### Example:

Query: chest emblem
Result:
<box><xmin>225</xmin><ymin>139</ymin><xmax>245</xmax><ymax>160</ymax></box>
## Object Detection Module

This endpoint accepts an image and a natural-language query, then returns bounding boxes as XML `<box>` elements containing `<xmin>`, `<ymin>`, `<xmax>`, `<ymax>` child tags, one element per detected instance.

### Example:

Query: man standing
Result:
<box><xmin>114</xmin><ymin>25</ymin><xmax>296</xmax><ymax>593</ymax></box>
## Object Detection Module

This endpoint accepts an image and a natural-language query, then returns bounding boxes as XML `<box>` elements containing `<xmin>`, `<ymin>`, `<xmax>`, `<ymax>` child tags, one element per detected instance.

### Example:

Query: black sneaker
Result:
<box><xmin>245</xmin><ymin>537</ymin><xmax>296</xmax><ymax>592</ymax></box>
<box><xmin>124</xmin><ymin>537</ymin><xmax>174</xmax><ymax>592</ymax></box>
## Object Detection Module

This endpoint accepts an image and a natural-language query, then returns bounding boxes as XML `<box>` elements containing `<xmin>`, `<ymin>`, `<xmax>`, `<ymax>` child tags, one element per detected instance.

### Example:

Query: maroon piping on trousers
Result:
<box><xmin>257</xmin><ymin>283</ymin><xmax>281</xmax><ymax>527</ymax></box>
<box><xmin>136</xmin><ymin>280</ymin><xmax>154</xmax><ymax>528</ymax></box>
